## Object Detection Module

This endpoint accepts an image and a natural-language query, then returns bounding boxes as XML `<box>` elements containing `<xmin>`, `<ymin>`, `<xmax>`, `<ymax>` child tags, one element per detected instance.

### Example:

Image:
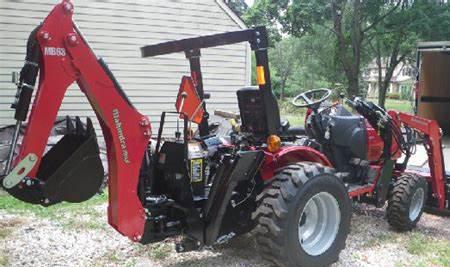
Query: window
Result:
<box><xmin>402</xmin><ymin>67</ymin><xmax>411</xmax><ymax>76</ymax></box>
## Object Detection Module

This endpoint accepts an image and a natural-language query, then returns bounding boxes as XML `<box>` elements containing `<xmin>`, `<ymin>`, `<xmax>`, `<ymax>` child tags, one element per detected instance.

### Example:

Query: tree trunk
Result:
<box><xmin>378</xmin><ymin>82</ymin><xmax>387</xmax><ymax>108</ymax></box>
<box><xmin>332</xmin><ymin>0</ymin><xmax>363</xmax><ymax>98</ymax></box>
<box><xmin>378</xmin><ymin>36</ymin><xmax>404</xmax><ymax>109</ymax></box>
<box><xmin>280</xmin><ymin>78</ymin><xmax>286</xmax><ymax>101</ymax></box>
<box><xmin>376</xmin><ymin>51</ymin><xmax>385</xmax><ymax>108</ymax></box>
<box><xmin>348</xmin><ymin>77</ymin><xmax>359</xmax><ymax>97</ymax></box>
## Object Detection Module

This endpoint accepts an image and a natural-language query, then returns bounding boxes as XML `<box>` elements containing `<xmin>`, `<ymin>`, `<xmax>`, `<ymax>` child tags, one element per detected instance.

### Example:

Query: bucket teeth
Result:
<box><xmin>75</xmin><ymin>116</ymin><xmax>85</xmax><ymax>136</ymax></box>
<box><xmin>65</xmin><ymin>116</ymin><xmax>94</xmax><ymax>137</ymax></box>
<box><xmin>86</xmin><ymin>117</ymin><xmax>95</xmax><ymax>136</ymax></box>
<box><xmin>66</xmin><ymin>116</ymin><xmax>75</xmax><ymax>134</ymax></box>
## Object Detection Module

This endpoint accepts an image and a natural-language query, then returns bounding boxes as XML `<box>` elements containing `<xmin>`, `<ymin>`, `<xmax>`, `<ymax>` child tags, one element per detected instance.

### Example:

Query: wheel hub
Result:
<box><xmin>409</xmin><ymin>188</ymin><xmax>425</xmax><ymax>221</ymax></box>
<box><xmin>298</xmin><ymin>192</ymin><xmax>341</xmax><ymax>256</ymax></box>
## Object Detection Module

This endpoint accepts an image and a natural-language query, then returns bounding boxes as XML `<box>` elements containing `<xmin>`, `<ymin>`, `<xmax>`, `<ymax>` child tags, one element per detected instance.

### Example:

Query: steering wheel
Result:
<box><xmin>292</xmin><ymin>88</ymin><xmax>332</xmax><ymax>108</ymax></box>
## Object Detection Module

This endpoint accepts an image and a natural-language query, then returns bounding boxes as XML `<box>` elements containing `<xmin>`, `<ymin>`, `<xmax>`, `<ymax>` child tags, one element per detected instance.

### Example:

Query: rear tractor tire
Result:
<box><xmin>387</xmin><ymin>174</ymin><xmax>428</xmax><ymax>231</ymax></box>
<box><xmin>252</xmin><ymin>162</ymin><xmax>351</xmax><ymax>267</ymax></box>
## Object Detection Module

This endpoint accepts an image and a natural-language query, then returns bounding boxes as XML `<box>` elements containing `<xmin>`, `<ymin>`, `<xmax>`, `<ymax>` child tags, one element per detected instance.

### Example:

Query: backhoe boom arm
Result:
<box><xmin>1</xmin><ymin>0</ymin><xmax>151</xmax><ymax>241</ymax></box>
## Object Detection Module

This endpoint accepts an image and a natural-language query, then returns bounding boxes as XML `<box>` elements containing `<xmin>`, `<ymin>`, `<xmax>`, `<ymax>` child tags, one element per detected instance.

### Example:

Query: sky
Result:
<box><xmin>245</xmin><ymin>0</ymin><xmax>254</xmax><ymax>7</ymax></box>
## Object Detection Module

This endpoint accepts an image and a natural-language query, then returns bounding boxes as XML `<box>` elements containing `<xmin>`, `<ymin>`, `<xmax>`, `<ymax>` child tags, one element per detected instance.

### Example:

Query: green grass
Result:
<box><xmin>0</xmin><ymin>191</ymin><xmax>107</xmax><ymax>229</ymax></box>
<box><xmin>0</xmin><ymin>253</ymin><xmax>8</xmax><ymax>267</ymax></box>
<box><xmin>279</xmin><ymin>99</ymin><xmax>306</xmax><ymax>127</ymax></box>
<box><xmin>362</xmin><ymin>232</ymin><xmax>396</xmax><ymax>248</ymax></box>
<box><xmin>0</xmin><ymin>192</ymin><xmax>107</xmax><ymax>217</ymax></box>
<box><xmin>383</xmin><ymin>99</ymin><xmax>414</xmax><ymax>113</ymax></box>
<box><xmin>60</xmin><ymin>217</ymin><xmax>106</xmax><ymax>230</ymax></box>
<box><xmin>406</xmin><ymin>233</ymin><xmax>450</xmax><ymax>267</ymax></box>
<box><xmin>0</xmin><ymin>216</ymin><xmax>25</xmax><ymax>240</ymax></box>
<box><xmin>283</xmin><ymin>114</ymin><xmax>304</xmax><ymax>127</ymax></box>
<box><xmin>148</xmin><ymin>242</ymin><xmax>172</xmax><ymax>261</ymax></box>
<box><xmin>0</xmin><ymin>228</ymin><xmax>12</xmax><ymax>239</ymax></box>
<box><xmin>357</xmin><ymin>231</ymin><xmax>450</xmax><ymax>267</ymax></box>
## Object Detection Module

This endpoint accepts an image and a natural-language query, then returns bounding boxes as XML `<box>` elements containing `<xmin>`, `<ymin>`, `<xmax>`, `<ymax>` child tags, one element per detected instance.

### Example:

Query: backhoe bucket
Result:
<box><xmin>36</xmin><ymin>116</ymin><xmax>104</xmax><ymax>204</ymax></box>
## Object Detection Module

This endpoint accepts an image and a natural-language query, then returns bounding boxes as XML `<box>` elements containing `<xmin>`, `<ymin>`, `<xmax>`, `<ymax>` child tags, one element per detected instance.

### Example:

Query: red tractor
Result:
<box><xmin>1</xmin><ymin>1</ymin><xmax>448</xmax><ymax>267</ymax></box>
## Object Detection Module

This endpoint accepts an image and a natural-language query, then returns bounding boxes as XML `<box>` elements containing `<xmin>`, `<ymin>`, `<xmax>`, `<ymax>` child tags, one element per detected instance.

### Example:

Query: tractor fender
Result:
<box><xmin>260</xmin><ymin>146</ymin><xmax>332</xmax><ymax>180</ymax></box>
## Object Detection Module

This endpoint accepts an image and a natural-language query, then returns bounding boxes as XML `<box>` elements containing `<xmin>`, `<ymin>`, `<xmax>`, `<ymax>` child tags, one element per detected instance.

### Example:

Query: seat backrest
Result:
<box><xmin>329</xmin><ymin>115</ymin><xmax>367</xmax><ymax>160</ymax></box>
<box><xmin>237</xmin><ymin>87</ymin><xmax>281</xmax><ymax>136</ymax></box>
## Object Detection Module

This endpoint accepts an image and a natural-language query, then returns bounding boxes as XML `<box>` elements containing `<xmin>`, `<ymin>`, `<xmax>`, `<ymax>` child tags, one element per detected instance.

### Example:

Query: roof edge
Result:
<box><xmin>215</xmin><ymin>0</ymin><xmax>247</xmax><ymax>29</ymax></box>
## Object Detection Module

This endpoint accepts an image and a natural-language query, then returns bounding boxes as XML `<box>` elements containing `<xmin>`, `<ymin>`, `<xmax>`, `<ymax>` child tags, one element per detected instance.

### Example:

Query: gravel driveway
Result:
<box><xmin>1</xmin><ymin>138</ymin><xmax>449</xmax><ymax>267</ymax></box>
<box><xmin>0</xmin><ymin>197</ymin><xmax>449</xmax><ymax>267</ymax></box>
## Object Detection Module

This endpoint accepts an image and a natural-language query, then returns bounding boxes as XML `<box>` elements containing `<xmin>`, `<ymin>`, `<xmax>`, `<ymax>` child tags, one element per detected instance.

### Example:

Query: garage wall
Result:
<box><xmin>0</xmin><ymin>0</ymin><xmax>250</xmax><ymax>136</ymax></box>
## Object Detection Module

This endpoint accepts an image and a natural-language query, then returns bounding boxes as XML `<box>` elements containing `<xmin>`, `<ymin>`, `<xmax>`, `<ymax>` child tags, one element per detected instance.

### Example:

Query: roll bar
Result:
<box><xmin>140</xmin><ymin>27</ymin><xmax>281</xmax><ymax>136</ymax></box>
<box><xmin>140</xmin><ymin>27</ymin><xmax>268</xmax><ymax>57</ymax></box>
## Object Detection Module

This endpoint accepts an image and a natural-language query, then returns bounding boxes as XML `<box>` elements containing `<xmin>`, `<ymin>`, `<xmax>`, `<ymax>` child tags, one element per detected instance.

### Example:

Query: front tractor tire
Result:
<box><xmin>387</xmin><ymin>174</ymin><xmax>428</xmax><ymax>231</ymax></box>
<box><xmin>253</xmin><ymin>162</ymin><xmax>351</xmax><ymax>267</ymax></box>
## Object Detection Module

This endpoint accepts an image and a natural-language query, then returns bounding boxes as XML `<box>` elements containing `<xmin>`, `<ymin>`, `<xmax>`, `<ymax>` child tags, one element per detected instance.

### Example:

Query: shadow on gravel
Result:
<box><xmin>164</xmin><ymin>234</ymin><xmax>271</xmax><ymax>267</ymax></box>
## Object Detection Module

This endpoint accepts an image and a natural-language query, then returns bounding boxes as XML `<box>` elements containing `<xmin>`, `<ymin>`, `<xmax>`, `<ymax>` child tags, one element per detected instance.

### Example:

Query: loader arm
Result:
<box><xmin>1</xmin><ymin>1</ymin><xmax>151</xmax><ymax>241</ymax></box>
<box><xmin>395</xmin><ymin>111</ymin><xmax>447</xmax><ymax>209</ymax></box>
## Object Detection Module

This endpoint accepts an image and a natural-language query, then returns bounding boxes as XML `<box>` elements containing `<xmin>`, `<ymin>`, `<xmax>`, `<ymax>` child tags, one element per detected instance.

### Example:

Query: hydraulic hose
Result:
<box><xmin>12</xmin><ymin>25</ymin><xmax>41</xmax><ymax>121</ymax></box>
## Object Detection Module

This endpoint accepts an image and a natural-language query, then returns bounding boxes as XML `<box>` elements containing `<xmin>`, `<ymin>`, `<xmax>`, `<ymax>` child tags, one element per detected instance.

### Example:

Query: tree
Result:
<box><xmin>244</xmin><ymin>0</ymin><xmax>450</xmax><ymax>104</ymax></box>
<box><xmin>297</xmin><ymin>25</ymin><xmax>346</xmax><ymax>89</ymax></box>
<box><xmin>243</xmin><ymin>0</ymin><xmax>283</xmax><ymax>44</ymax></box>
<box><xmin>367</xmin><ymin>8</ymin><xmax>416</xmax><ymax>108</ymax></box>
<box><xmin>368</xmin><ymin>0</ymin><xmax>450</xmax><ymax>108</ymax></box>
<box><xmin>244</xmin><ymin>1</ymin><xmax>344</xmax><ymax>96</ymax></box>
<box><xmin>270</xmin><ymin>39</ymin><xmax>299</xmax><ymax>100</ymax></box>
<box><xmin>245</xmin><ymin>0</ymin><xmax>402</xmax><ymax>96</ymax></box>
<box><xmin>225</xmin><ymin>0</ymin><xmax>248</xmax><ymax>17</ymax></box>
<box><xmin>329</xmin><ymin>1</ymin><xmax>404</xmax><ymax>96</ymax></box>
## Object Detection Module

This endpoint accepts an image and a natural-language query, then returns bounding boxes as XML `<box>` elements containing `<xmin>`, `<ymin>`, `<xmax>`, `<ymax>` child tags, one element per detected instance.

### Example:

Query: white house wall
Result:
<box><xmin>0</xmin><ymin>0</ymin><xmax>249</xmax><ymax>136</ymax></box>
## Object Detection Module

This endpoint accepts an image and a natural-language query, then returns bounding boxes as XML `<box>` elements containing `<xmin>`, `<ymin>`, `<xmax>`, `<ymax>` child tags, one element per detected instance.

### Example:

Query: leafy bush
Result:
<box><xmin>278</xmin><ymin>99</ymin><xmax>304</xmax><ymax>115</ymax></box>
<box><xmin>400</xmin><ymin>85</ymin><xmax>413</xmax><ymax>101</ymax></box>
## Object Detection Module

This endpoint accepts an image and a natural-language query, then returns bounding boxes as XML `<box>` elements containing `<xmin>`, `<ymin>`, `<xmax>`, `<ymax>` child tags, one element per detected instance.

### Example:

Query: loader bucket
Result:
<box><xmin>36</xmin><ymin>116</ymin><xmax>104</xmax><ymax>203</ymax></box>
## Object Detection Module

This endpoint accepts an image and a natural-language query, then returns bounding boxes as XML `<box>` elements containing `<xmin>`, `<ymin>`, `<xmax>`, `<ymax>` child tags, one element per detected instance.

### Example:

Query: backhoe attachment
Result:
<box><xmin>1</xmin><ymin>0</ymin><xmax>151</xmax><ymax>241</ymax></box>
<box><xmin>3</xmin><ymin>116</ymin><xmax>103</xmax><ymax>206</ymax></box>
<box><xmin>37</xmin><ymin>116</ymin><xmax>103</xmax><ymax>204</ymax></box>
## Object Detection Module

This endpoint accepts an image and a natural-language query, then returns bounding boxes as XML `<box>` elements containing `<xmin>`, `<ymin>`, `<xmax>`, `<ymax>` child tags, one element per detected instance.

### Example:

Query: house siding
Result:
<box><xmin>0</xmin><ymin>0</ymin><xmax>249</xmax><ymax>135</ymax></box>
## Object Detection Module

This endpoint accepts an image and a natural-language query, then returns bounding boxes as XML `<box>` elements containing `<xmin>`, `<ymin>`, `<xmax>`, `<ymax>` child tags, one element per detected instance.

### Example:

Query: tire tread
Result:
<box><xmin>387</xmin><ymin>173</ymin><xmax>427</xmax><ymax>231</ymax></box>
<box><xmin>252</xmin><ymin>162</ymin><xmax>346</xmax><ymax>267</ymax></box>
